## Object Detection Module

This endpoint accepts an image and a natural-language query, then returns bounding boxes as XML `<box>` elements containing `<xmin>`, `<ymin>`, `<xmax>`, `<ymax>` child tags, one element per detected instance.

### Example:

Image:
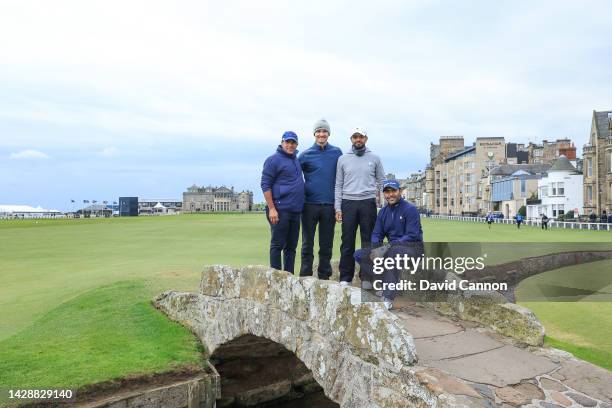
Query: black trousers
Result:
<box><xmin>339</xmin><ymin>198</ymin><xmax>377</xmax><ymax>282</ymax></box>
<box><xmin>355</xmin><ymin>244</ymin><xmax>421</xmax><ymax>301</ymax></box>
<box><xmin>266</xmin><ymin>208</ymin><xmax>300</xmax><ymax>273</ymax></box>
<box><xmin>300</xmin><ymin>203</ymin><xmax>336</xmax><ymax>279</ymax></box>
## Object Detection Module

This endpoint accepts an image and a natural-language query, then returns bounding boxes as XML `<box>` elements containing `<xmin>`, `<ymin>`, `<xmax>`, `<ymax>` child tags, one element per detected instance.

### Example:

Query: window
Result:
<box><xmin>552</xmin><ymin>204</ymin><xmax>564</xmax><ymax>217</ymax></box>
<box><xmin>520</xmin><ymin>179</ymin><xmax>526</xmax><ymax>197</ymax></box>
<box><xmin>587</xmin><ymin>186</ymin><xmax>593</xmax><ymax>203</ymax></box>
<box><xmin>540</xmin><ymin>186</ymin><xmax>548</xmax><ymax>197</ymax></box>
<box><xmin>587</xmin><ymin>159</ymin><xmax>593</xmax><ymax>177</ymax></box>
<box><xmin>549</xmin><ymin>182</ymin><xmax>565</xmax><ymax>196</ymax></box>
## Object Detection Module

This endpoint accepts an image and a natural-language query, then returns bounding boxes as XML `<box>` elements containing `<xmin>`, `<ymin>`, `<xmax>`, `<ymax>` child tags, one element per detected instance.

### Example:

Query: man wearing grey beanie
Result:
<box><xmin>298</xmin><ymin>119</ymin><xmax>343</xmax><ymax>279</ymax></box>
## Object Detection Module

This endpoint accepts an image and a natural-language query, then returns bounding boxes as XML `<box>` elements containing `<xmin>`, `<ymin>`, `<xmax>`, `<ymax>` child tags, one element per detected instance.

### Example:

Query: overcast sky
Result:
<box><xmin>1</xmin><ymin>1</ymin><xmax>611</xmax><ymax>210</ymax></box>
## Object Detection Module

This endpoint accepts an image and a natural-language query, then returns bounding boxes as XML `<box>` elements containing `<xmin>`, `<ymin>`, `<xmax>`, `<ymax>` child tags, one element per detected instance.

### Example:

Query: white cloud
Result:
<box><xmin>100</xmin><ymin>147</ymin><xmax>119</xmax><ymax>157</ymax></box>
<box><xmin>0</xmin><ymin>1</ymin><xmax>609</xmax><ymax>154</ymax></box>
<box><xmin>9</xmin><ymin>149</ymin><xmax>50</xmax><ymax>159</ymax></box>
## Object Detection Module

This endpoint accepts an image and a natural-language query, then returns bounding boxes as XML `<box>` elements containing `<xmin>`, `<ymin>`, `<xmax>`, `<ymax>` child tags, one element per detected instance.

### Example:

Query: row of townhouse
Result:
<box><xmin>400</xmin><ymin>113</ymin><xmax>606</xmax><ymax>219</ymax></box>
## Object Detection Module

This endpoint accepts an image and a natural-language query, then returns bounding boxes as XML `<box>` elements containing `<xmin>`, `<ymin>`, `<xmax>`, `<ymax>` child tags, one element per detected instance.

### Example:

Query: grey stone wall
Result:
<box><xmin>87</xmin><ymin>374</ymin><xmax>220</xmax><ymax>408</ymax></box>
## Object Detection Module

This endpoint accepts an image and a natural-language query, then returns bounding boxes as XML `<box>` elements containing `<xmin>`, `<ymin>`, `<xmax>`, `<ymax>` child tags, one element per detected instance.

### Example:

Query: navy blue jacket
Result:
<box><xmin>371</xmin><ymin>198</ymin><xmax>423</xmax><ymax>244</ymax></box>
<box><xmin>261</xmin><ymin>146</ymin><xmax>305</xmax><ymax>212</ymax></box>
<box><xmin>298</xmin><ymin>143</ymin><xmax>342</xmax><ymax>204</ymax></box>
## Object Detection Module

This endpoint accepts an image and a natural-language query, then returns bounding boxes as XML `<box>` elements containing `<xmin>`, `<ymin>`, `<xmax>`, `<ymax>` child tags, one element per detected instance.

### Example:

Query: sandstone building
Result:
<box><xmin>527</xmin><ymin>139</ymin><xmax>576</xmax><ymax>164</ymax></box>
<box><xmin>582</xmin><ymin>110</ymin><xmax>612</xmax><ymax>215</ymax></box>
<box><xmin>432</xmin><ymin>137</ymin><xmax>506</xmax><ymax>215</ymax></box>
<box><xmin>183</xmin><ymin>185</ymin><xmax>253</xmax><ymax>212</ymax></box>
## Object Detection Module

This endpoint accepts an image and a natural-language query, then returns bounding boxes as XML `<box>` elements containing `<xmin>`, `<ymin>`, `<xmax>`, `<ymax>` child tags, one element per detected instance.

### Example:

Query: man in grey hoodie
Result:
<box><xmin>335</xmin><ymin>128</ymin><xmax>385</xmax><ymax>286</ymax></box>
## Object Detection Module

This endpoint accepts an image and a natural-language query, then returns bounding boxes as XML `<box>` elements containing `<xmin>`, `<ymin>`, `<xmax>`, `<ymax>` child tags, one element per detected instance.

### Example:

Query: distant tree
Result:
<box><xmin>518</xmin><ymin>206</ymin><xmax>527</xmax><ymax>217</ymax></box>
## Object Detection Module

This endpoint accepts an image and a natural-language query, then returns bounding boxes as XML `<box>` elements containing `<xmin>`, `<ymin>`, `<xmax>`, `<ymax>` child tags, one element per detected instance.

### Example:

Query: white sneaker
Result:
<box><xmin>361</xmin><ymin>280</ymin><xmax>374</xmax><ymax>290</ymax></box>
<box><xmin>383</xmin><ymin>298</ymin><xmax>393</xmax><ymax>310</ymax></box>
<box><xmin>339</xmin><ymin>281</ymin><xmax>350</xmax><ymax>287</ymax></box>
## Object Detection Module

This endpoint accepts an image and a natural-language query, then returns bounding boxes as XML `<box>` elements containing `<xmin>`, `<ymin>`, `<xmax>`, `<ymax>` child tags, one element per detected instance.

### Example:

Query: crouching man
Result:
<box><xmin>353</xmin><ymin>180</ymin><xmax>423</xmax><ymax>310</ymax></box>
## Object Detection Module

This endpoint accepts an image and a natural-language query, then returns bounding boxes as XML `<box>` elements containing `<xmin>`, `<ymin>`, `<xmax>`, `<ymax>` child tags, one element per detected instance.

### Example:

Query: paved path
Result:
<box><xmin>391</xmin><ymin>301</ymin><xmax>612</xmax><ymax>407</ymax></box>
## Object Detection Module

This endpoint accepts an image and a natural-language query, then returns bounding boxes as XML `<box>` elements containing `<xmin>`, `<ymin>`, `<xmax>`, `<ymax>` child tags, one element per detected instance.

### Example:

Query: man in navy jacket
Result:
<box><xmin>298</xmin><ymin>119</ymin><xmax>343</xmax><ymax>279</ymax></box>
<box><xmin>260</xmin><ymin>131</ymin><xmax>305</xmax><ymax>273</ymax></box>
<box><xmin>354</xmin><ymin>180</ymin><xmax>423</xmax><ymax>309</ymax></box>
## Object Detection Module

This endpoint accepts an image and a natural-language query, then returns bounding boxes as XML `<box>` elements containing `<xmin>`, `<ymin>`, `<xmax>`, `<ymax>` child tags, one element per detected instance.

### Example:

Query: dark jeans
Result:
<box><xmin>266</xmin><ymin>208</ymin><xmax>300</xmax><ymax>273</ymax></box>
<box><xmin>339</xmin><ymin>198</ymin><xmax>377</xmax><ymax>283</ymax></box>
<box><xmin>300</xmin><ymin>203</ymin><xmax>335</xmax><ymax>279</ymax></box>
<box><xmin>355</xmin><ymin>244</ymin><xmax>420</xmax><ymax>301</ymax></box>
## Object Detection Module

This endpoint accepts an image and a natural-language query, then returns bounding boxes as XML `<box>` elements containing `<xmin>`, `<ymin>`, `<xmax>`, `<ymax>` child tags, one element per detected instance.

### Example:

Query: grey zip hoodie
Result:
<box><xmin>334</xmin><ymin>148</ymin><xmax>385</xmax><ymax>211</ymax></box>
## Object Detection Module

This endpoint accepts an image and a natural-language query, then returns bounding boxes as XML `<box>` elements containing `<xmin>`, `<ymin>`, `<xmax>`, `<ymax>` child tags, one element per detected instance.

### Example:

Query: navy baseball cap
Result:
<box><xmin>282</xmin><ymin>131</ymin><xmax>298</xmax><ymax>142</ymax></box>
<box><xmin>383</xmin><ymin>180</ymin><xmax>401</xmax><ymax>190</ymax></box>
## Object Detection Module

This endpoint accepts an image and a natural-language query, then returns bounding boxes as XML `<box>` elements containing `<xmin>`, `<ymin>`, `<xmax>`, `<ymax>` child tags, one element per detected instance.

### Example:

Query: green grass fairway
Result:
<box><xmin>0</xmin><ymin>281</ymin><xmax>203</xmax><ymax>389</ymax></box>
<box><xmin>1</xmin><ymin>215</ymin><xmax>611</xmax><ymax>390</ymax></box>
<box><xmin>517</xmin><ymin>260</ymin><xmax>612</xmax><ymax>371</ymax></box>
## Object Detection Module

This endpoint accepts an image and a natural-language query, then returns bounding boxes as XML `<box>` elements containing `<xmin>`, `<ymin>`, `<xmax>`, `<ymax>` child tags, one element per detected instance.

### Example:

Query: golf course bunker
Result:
<box><xmin>211</xmin><ymin>334</ymin><xmax>337</xmax><ymax>407</ymax></box>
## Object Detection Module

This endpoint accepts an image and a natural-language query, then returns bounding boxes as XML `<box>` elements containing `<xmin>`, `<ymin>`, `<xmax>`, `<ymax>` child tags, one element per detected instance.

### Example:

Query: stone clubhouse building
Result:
<box><xmin>182</xmin><ymin>184</ymin><xmax>253</xmax><ymax>212</ymax></box>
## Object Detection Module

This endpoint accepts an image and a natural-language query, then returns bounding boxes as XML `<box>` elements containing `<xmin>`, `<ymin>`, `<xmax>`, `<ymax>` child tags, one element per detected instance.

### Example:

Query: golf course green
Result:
<box><xmin>1</xmin><ymin>214</ymin><xmax>610</xmax><ymax>391</ymax></box>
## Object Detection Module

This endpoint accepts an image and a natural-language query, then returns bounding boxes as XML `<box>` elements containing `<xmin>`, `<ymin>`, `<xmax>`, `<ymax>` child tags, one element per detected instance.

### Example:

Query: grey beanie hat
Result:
<box><xmin>313</xmin><ymin>119</ymin><xmax>331</xmax><ymax>135</ymax></box>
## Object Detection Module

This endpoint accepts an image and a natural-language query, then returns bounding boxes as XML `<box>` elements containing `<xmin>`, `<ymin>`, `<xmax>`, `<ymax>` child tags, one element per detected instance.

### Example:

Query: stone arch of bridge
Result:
<box><xmin>210</xmin><ymin>333</ymin><xmax>338</xmax><ymax>407</ymax></box>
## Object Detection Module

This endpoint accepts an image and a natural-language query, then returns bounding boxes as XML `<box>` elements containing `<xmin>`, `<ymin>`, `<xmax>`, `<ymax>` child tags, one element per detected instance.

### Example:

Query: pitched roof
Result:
<box><xmin>490</xmin><ymin>163</ymin><xmax>551</xmax><ymax>176</ymax></box>
<box><xmin>444</xmin><ymin>146</ymin><xmax>475</xmax><ymax>162</ymax></box>
<box><xmin>594</xmin><ymin>110</ymin><xmax>612</xmax><ymax>138</ymax></box>
<box><xmin>549</xmin><ymin>155</ymin><xmax>577</xmax><ymax>172</ymax></box>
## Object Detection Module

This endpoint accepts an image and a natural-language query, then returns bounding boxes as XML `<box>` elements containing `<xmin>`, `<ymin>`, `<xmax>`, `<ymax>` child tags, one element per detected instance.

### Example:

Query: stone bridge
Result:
<box><xmin>154</xmin><ymin>265</ymin><xmax>612</xmax><ymax>408</ymax></box>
